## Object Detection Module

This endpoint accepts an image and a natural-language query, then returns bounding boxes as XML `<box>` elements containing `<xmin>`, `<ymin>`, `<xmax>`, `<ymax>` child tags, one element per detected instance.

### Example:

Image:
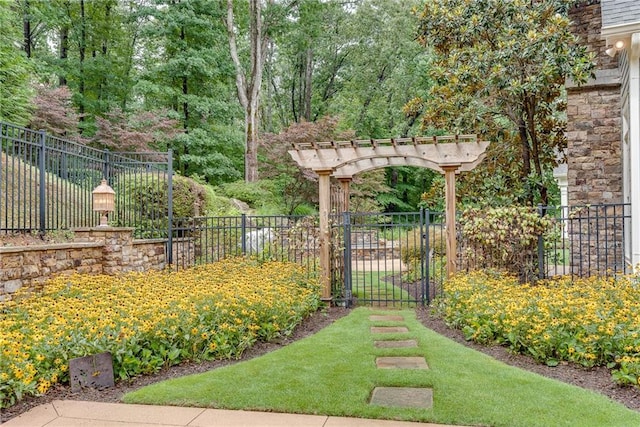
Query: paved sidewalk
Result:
<box><xmin>2</xmin><ymin>400</ymin><xmax>461</xmax><ymax>427</ymax></box>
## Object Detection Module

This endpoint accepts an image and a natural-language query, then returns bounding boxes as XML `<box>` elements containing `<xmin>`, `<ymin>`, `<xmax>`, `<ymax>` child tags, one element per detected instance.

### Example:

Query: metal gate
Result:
<box><xmin>332</xmin><ymin>210</ymin><xmax>446</xmax><ymax>307</ymax></box>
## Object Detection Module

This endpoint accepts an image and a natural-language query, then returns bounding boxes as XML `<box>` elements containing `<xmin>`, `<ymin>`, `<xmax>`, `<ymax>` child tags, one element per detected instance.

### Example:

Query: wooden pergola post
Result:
<box><xmin>337</xmin><ymin>177</ymin><xmax>351</xmax><ymax>212</ymax></box>
<box><xmin>318</xmin><ymin>170</ymin><xmax>332</xmax><ymax>300</ymax></box>
<box><xmin>442</xmin><ymin>165</ymin><xmax>459</xmax><ymax>278</ymax></box>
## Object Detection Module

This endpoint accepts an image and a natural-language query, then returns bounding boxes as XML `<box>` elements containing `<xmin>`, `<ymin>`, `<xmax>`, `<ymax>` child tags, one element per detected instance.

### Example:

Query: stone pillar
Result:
<box><xmin>74</xmin><ymin>227</ymin><xmax>136</xmax><ymax>275</ymax></box>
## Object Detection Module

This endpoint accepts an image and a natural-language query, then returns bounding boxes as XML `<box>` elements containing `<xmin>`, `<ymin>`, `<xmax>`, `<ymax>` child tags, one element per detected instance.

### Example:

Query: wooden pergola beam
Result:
<box><xmin>289</xmin><ymin>138</ymin><xmax>489</xmax><ymax>174</ymax></box>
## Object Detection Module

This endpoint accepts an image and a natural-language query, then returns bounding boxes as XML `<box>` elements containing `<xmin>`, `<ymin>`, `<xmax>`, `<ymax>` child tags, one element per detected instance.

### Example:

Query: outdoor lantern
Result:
<box><xmin>92</xmin><ymin>179</ymin><xmax>115</xmax><ymax>227</ymax></box>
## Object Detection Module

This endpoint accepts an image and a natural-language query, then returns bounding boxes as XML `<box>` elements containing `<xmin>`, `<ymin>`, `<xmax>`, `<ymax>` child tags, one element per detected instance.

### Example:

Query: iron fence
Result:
<box><xmin>457</xmin><ymin>203</ymin><xmax>631</xmax><ymax>280</ymax></box>
<box><xmin>539</xmin><ymin>203</ymin><xmax>630</xmax><ymax>278</ymax></box>
<box><xmin>0</xmin><ymin>122</ymin><xmax>172</xmax><ymax>239</ymax></box>
<box><xmin>169</xmin><ymin>214</ymin><xmax>320</xmax><ymax>279</ymax></box>
<box><xmin>0</xmin><ymin>119</ymin><xmax>633</xmax><ymax>287</ymax></box>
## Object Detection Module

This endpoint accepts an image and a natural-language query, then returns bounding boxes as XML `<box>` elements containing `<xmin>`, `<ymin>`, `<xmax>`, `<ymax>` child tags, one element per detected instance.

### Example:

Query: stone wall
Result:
<box><xmin>566</xmin><ymin>84</ymin><xmax>622</xmax><ymax>204</ymax></box>
<box><xmin>73</xmin><ymin>228</ymin><xmax>167</xmax><ymax>275</ymax></box>
<box><xmin>567</xmin><ymin>1</ymin><xmax>623</xmax><ymax>205</ymax></box>
<box><xmin>570</xmin><ymin>1</ymin><xmax>617</xmax><ymax>71</ymax></box>
<box><xmin>0</xmin><ymin>228</ymin><xmax>171</xmax><ymax>302</ymax></box>
<box><xmin>0</xmin><ymin>243</ymin><xmax>104</xmax><ymax>301</ymax></box>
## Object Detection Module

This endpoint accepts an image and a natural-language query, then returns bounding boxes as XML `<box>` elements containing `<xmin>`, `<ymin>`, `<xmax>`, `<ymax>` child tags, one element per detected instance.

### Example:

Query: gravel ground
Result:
<box><xmin>2</xmin><ymin>305</ymin><xmax>639</xmax><ymax>423</ymax></box>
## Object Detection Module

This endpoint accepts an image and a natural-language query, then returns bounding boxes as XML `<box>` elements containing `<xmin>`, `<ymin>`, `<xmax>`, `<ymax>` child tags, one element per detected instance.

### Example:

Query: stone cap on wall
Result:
<box><xmin>0</xmin><ymin>242</ymin><xmax>103</xmax><ymax>254</ymax></box>
<box><xmin>566</xmin><ymin>68</ymin><xmax>621</xmax><ymax>89</ymax></box>
<box><xmin>74</xmin><ymin>227</ymin><xmax>136</xmax><ymax>232</ymax></box>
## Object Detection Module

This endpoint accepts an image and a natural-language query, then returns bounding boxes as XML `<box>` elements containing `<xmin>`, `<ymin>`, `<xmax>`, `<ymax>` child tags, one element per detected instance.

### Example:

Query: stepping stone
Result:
<box><xmin>370</xmin><ymin>326</ymin><xmax>408</xmax><ymax>334</ymax></box>
<box><xmin>369</xmin><ymin>315</ymin><xmax>404</xmax><ymax>322</ymax></box>
<box><xmin>376</xmin><ymin>356</ymin><xmax>428</xmax><ymax>369</ymax></box>
<box><xmin>374</xmin><ymin>339</ymin><xmax>418</xmax><ymax>348</ymax></box>
<box><xmin>370</xmin><ymin>387</ymin><xmax>433</xmax><ymax>409</ymax></box>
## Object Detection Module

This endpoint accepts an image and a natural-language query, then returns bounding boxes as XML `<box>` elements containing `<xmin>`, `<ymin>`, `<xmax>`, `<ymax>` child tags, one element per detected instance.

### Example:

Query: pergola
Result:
<box><xmin>288</xmin><ymin>135</ymin><xmax>489</xmax><ymax>300</ymax></box>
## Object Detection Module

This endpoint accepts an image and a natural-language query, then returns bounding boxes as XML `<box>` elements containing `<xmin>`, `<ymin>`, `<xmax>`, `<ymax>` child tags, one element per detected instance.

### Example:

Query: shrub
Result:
<box><xmin>202</xmin><ymin>186</ymin><xmax>241</xmax><ymax>217</ymax></box>
<box><xmin>217</xmin><ymin>180</ymin><xmax>279</xmax><ymax>209</ymax></box>
<box><xmin>459</xmin><ymin>206</ymin><xmax>554</xmax><ymax>282</ymax></box>
<box><xmin>400</xmin><ymin>226</ymin><xmax>446</xmax><ymax>284</ymax></box>
<box><xmin>114</xmin><ymin>173</ymin><xmax>210</xmax><ymax>237</ymax></box>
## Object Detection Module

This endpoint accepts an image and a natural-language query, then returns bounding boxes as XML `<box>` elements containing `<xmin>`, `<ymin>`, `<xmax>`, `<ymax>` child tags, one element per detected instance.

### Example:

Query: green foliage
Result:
<box><xmin>349</xmin><ymin>170</ymin><xmax>391</xmax><ymax>213</ymax></box>
<box><xmin>114</xmin><ymin>173</ymin><xmax>210</xmax><ymax>235</ymax></box>
<box><xmin>292</xmin><ymin>203</ymin><xmax>316</xmax><ymax>216</ymax></box>
<box><xmin>134</xmin><ymin>0</ymin><xmax>243</xmax><ymax>181</ymax></box>
<box><xmin>459</xmin><ymin>206</ymin><xmax>554</xmax><ymax>282</ymax></box>
<box><xmin>216</xmin><ymin>180</ymin><xmax>279</xmax><ymax>210</ymax></box>
<box><xmin>199</xmin><ymin>185</ymin><xmax>241</xmax><ymax>217</ymax></box>
<box><xmin>326</xmin><ymin>0</ymin><xmax>428</xmax><ymax>138</ymax></box>
<box><xmin>400</xmin><ymin>227</ymin><xmax>446</xmax><ymax>284</ymax></box>
<box><xmin>414</xmin><ymin>0</ymin><xmax>596</xmax><ymax>205</ymax></box>
<box><xmin>175</xmin><ymin>128</ymin><xmax>243</xmax><ymax>186</ymax></box>
<box><xmin>0</xmin><ymin>3</ymin><xmax>33</xmax><ymax>125</ymax></box>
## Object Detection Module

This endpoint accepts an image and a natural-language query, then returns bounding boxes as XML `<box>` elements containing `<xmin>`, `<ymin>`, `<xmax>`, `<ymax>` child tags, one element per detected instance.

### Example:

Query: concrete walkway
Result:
<box><xmin>2</xmin><ymin>400</ymin><xmax>459</xmax><ymax>427</ymax></box>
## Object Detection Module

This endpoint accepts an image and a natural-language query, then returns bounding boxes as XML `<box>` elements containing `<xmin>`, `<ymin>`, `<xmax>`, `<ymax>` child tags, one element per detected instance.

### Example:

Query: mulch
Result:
<box><xmin>2</xmin><ymin>305</ymin><xmax>639</xmax><ymax>423</ymax></box>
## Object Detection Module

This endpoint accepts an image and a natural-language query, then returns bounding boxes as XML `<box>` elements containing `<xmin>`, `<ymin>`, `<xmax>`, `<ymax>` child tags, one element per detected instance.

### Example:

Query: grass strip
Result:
<box><xmin>123</xmin><ymin>308</ymin><xmax>640</xmax><ymax>427</ymax></box>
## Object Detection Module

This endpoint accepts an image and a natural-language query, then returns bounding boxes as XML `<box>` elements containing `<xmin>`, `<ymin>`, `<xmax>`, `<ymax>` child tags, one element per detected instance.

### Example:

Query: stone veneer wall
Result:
<box><xmin>566</xmin><ymin>85</ymin><xmax>622</xmax><ymax>204</ymax></box>
<box><xmin>0</xmin><ymin>228</ymin><xmax>170</xmax><ymax>302</ymax></box>
<box><xmin>563</xmin><ymin>1</ymin><xmax>627</xmax><ymax>275</ymax></box>
<box><xmin>567</xmin><ymin>1</ymin><xmax>623</xmax><ymax>205</ymax></box>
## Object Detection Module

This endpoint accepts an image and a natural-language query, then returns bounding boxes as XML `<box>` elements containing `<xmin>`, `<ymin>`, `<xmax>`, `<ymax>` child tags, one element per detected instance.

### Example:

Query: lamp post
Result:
<box><xmin>92</xmin><ymin>179</ymin><xmax>115</xmax><ymax>227</ymax></box>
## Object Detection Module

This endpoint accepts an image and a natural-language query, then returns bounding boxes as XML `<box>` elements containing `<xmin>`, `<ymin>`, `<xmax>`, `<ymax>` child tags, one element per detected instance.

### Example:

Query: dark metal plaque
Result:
<box><xmin>69</xmin><ymin>352</ymin><xmax>115</xmax><ymax>392</ymax></box>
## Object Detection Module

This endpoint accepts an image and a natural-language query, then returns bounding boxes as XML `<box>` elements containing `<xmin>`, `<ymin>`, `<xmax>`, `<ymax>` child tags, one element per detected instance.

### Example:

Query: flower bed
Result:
<box><xmin>438</xmin><ymin>271</ymin><xmax>640</xmax><ymax>387</ymax></box>
<box><xmin>0</xmin><ymin>258</ymin><xmax>320</xmax><ymax>408</ymax></box>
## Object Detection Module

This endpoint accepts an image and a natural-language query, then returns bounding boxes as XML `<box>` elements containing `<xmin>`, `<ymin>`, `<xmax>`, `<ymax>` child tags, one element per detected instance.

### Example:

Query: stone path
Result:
<box><xmin>369</xmin><ymin>312</ymin><xmax>433</xmax><ymax>410</ymax></box>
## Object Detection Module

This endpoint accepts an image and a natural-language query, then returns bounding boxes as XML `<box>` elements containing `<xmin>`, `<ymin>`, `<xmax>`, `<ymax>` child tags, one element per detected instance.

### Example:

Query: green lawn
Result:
<box><xmin>351</xmin><ymin>270</ymin><xmax>415</xmax><ymax>306</ymax></box>
<box><xmin>123</xmin><ymin>308</ymin><xmax>640</xmax><ymax>427</ymax></box>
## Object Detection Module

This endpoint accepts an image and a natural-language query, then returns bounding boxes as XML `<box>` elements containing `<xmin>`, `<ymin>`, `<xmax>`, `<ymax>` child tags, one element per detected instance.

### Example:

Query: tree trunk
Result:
<box><xmin>78</xmin><ymin>0</ymin><xmax>86</xmax><ymax>121</ymax></box>
<box><xmin>525</xmin><ymin>98</ymin><xmax>548</xmax><ymax>206</ymax></box>
<box><xmin>59</xmin><ymin>2</ymin><xmax>70</xmax><ymax>86</ymax></box>
<box><xmin>225</xmin><ymin>0</ymin><xmax>268</xmax><ymax>183</ymax></box>
<box><xmin>23</xmin><ymin>0</ymin><xmax>31</xmax><ymax>58</ymax></box>
<box><xmin>518</xmin><ymin>116</ymin><xmax>532</xmax><ymax>204</ymax></box>
<box><xmin>303</xmin><ymin>48</ymin><xmax>313</xmax><ymax>121</ymax></box>
<box><xmin>180</xmin><ymin>26</ymin><xmax>189</xmax><ymax>133</ymax></box>
<box><xmin>246</xmin><ymin>104</ymin><xmax>259</xmax><ymax>182</ymax></box>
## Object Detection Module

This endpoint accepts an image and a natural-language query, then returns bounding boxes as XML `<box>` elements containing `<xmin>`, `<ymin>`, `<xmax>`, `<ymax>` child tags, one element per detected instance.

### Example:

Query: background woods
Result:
<box><xmin>2</xmin><ymin>0</ymin><xmax>592</xmax><ymax>212</ymax></box>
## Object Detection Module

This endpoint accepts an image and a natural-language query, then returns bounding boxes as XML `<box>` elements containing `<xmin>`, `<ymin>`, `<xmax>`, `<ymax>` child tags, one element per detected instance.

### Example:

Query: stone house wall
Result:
<box><xmin>564</xmin><ymin>1</ymin><xmax>628</xmax><ymax>275</ymax></box>
<box><xmin>567</xmin><ymin>1</ymin><xmax>623</xmax><ymax>206</ymax></box>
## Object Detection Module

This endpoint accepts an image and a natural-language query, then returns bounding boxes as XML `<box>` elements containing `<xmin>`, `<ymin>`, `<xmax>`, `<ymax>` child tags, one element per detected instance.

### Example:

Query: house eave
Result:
<box><xmin>601</xmin><ymin>22</ymin><xmax>640</xmax><ymax>47</ymax></box>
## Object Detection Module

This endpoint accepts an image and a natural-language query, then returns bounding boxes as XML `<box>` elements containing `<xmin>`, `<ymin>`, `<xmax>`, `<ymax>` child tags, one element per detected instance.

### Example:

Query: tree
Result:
<box><xmin>260</xmin><ymin>116</ymin><xmax>390</xmax><ymax>214</ymax></box>
<box><xmin>225</xmin><ymin>0</ymin><xmax>270</xmax><ymax>182</ymax></box>
<box><xmin>28</xmin><ymin>84</ymin><xmax>82</xmax><ymax>137</ymax></box>
<box><xmin>260</xmin><ymin>116</ymin><xmax>344</xmax><ymax>214</ymax></box>
<box><xmin>0</xmin><ymin>1</ymin><xmax>33</xmax><ymax>125</ymax></box>
<box><xmin>135</xmin><ymin>0</ymin><xmax>243</xmax><ymax>183</ymax></box>
<box><xmin>413</xmin><ymin>0</ymin><xmax>595</xmax><ymax>205</ymax></box>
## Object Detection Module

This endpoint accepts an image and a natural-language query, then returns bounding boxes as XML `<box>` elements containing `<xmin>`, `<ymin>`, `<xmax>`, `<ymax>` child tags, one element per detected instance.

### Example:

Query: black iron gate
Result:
<box><xmin>332</xmin><ymin>210</ymin><xmax>446</xmax><ymax>307</ymax></box>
